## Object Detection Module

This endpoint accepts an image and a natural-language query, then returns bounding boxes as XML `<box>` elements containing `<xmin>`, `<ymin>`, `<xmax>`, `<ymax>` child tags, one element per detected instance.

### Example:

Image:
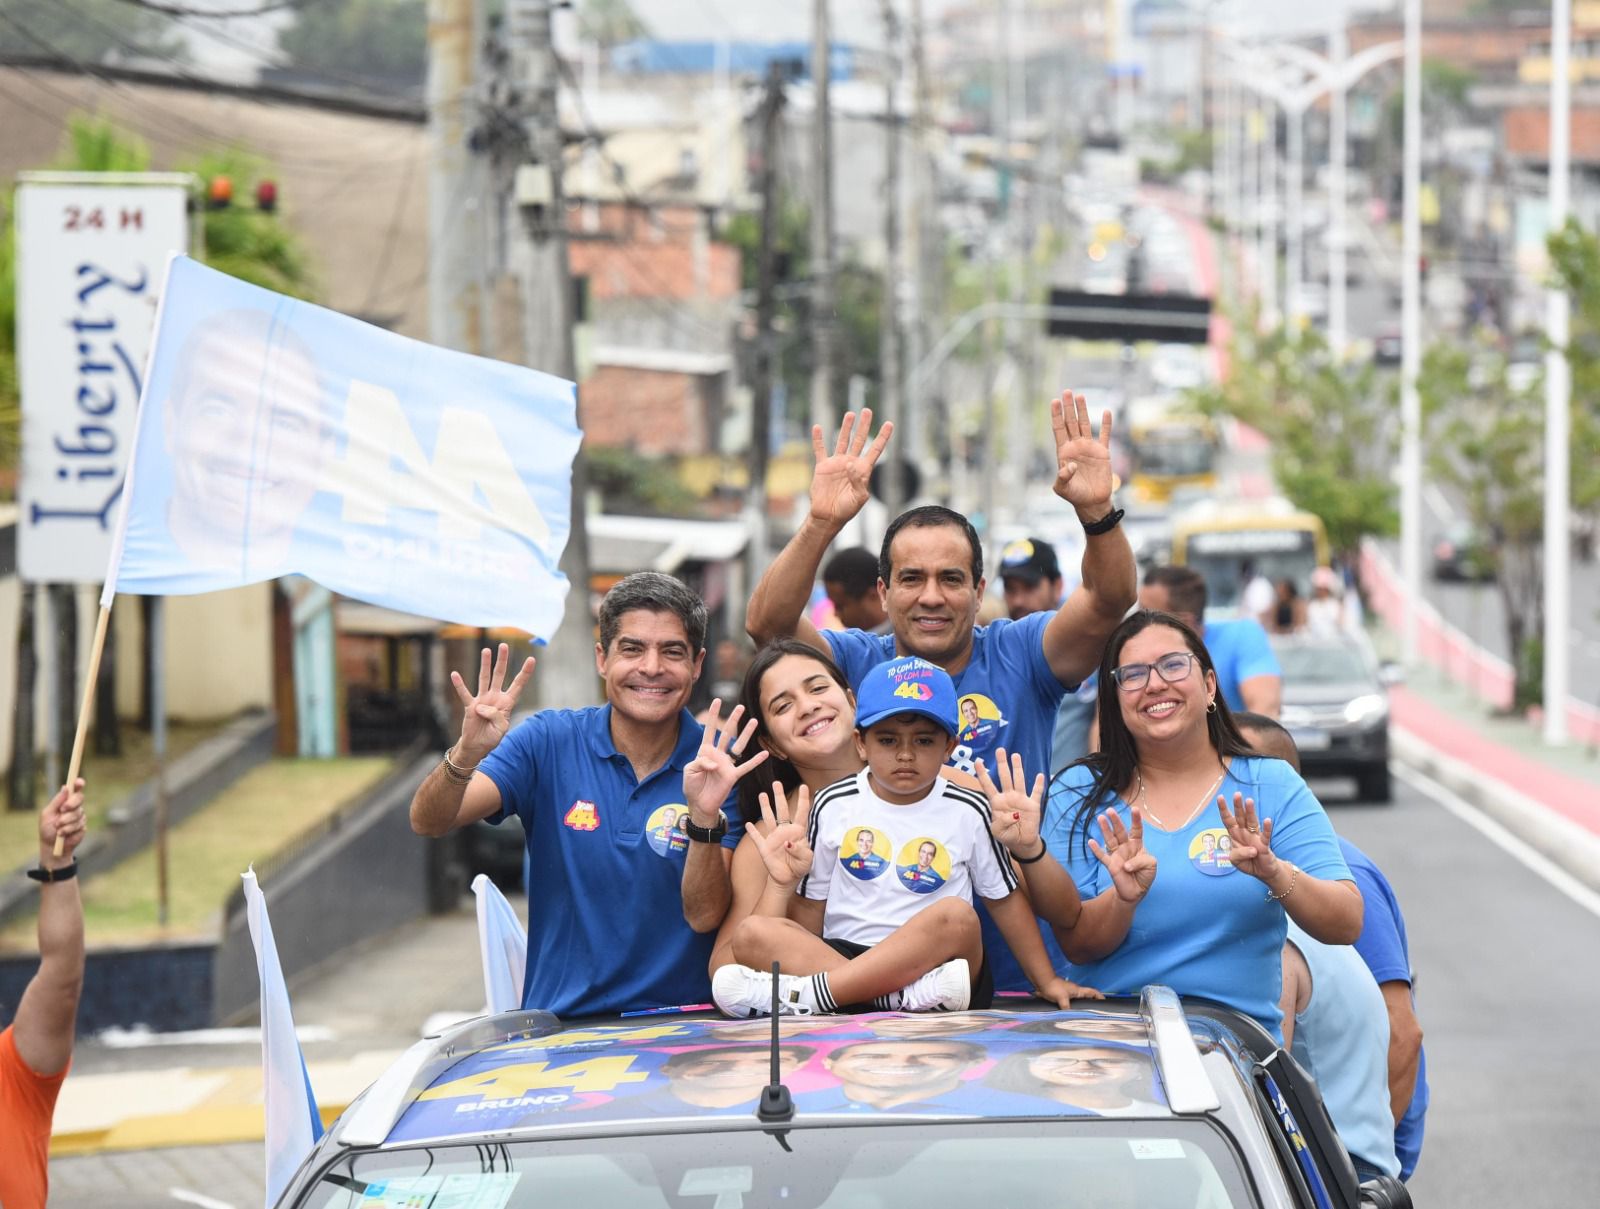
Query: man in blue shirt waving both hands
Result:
<box><xmin>743</xmin><ymin>395</ymin><xmax>1138</xmax><ymax>992</ymax></box>
<box><xmin>409</xmin><ymin>572</ymin><xmax>752</xmax><ymax>1018</ymax></box>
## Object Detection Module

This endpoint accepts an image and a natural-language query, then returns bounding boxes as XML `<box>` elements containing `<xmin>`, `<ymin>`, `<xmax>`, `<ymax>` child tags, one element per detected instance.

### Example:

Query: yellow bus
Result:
<box><xmin>1170</xmin><ymin>499</ymin><xmax>1331</xmax><ymax>617</ymax></box>
<box><xmin>1127</xmin><ymin>410</ymin><xmax>1219</xmax><ymax>505</ymax></box>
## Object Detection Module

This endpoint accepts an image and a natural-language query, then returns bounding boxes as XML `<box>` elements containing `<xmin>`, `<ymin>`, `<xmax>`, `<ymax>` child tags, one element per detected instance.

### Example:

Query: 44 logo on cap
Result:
<box><xmin>893</xmin><ymin>681</ymin><xmax>934</xmax><ymax>701</ymax></box>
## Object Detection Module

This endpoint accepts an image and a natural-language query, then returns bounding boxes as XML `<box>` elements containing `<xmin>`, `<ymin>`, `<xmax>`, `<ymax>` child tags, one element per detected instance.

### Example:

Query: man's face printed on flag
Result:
<box><xmin>163</xmin><ymin>310</ymin><xmax>330</xmax><ymax>566</ymax></box>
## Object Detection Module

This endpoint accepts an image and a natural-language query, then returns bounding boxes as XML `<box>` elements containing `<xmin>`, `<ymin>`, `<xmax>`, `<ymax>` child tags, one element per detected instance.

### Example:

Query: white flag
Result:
<box><xmin>243</xmin><ymin>868</ymin><xmax>323</xmax><ymax>1206</ymax></box>
<box><xmin>472</xmin><ymin>873</ymin><xmax>527</xmax><ymax>1014</ymax></box>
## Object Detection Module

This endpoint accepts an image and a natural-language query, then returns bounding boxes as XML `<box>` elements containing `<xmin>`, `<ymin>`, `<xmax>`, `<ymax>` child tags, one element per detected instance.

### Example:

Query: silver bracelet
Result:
<box><xmin>441</xmin><ymin>746</ymin><xmax>478</xmax><ymax>784</ymax></box>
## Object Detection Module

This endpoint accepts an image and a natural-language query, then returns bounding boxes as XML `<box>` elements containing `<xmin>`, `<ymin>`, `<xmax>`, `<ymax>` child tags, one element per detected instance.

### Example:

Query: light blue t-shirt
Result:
<box><xmin>1287</xmin><ymin>920</ymin><xmax>1402</xmax><ymax>1178</ymax></box>
<box><xmin>1341</xmin><ymin>838</ymin><xmax>1428</xmax><ymax>1180</ymax></box>
<box><xmin>824</xmin><ymin>614</ymin><xmax>1073</xmax><ymax>993</ymax></box>
<box><xmin>1202</xmin><ymin>618</ymin><xmax>1281</xmax><ymax>712</ymax></box>
<box><xmin>1042</xmin><ymin>755</ymin><xmax>1351</xmax><ymax>1040</ymax></box>
<box><xmin>478</xmin><ymin>706</ymin><xmax>743</xmax><ymax>1018</ymax></box>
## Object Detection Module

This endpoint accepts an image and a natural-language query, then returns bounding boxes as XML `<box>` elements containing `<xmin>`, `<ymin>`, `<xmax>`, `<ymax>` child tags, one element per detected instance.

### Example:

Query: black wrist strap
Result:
<box><xmin>683</xmin><ymin>816</ymin><xmax>728</xmax><ymax>844</ymax></box>
<box><xmin>1015</xmin><ymin>839</ymin><xmax>1049</xmax><ymax>865</ymax></box>
<box><xmin>1082</xmin><ymin>506</ymin><xmax>1125</xmax><ymax>536</ymax></box>
<box><xmin>27</xmin><ymin>861</ymin><xmax>78</xmax><ymax>883</ymax></box>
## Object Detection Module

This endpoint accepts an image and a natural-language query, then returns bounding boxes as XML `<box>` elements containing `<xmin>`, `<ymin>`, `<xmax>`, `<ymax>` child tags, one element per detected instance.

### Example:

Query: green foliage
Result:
<box><xmin>187</xmin><ymin>149</ymin><xmax>315</xmax><ymax>298</ymax></box>
<box><xmin>0</xmin><ymin>0</ymin><xmax>186</xmax><ymax>64</ymax></box>
<box><xmin>60</xmin><ymin>115</ymin><xmax>153</xmax><ymax>173</ymax></box>
<box><xmin>1418</xmin><ymin>332</ymin><xmax>1546</xmax><ymax>709</ymax></box>
<box><xmin>1544</xmin><ymin>220</ymin><xmax>1600</xmax><ymax>518</ymax></box>
<box><xmin>1188</xmin><ymin>319</ymin><xmax>1397</xmax><ymax>556</ymax></box>
<box><xmin>584</xmin><ymin>445</ymin><xmax>701</xmax><ymax>517</ymax></box>
<box><xmin>578</xmin><ymin>0</ymin><xmax>650</xmax><ymax>47</ymax></box>
<box><xmin>276</xmin><ymin>0</ymin><xmax>427</xmax><ymax>87</ymax></box>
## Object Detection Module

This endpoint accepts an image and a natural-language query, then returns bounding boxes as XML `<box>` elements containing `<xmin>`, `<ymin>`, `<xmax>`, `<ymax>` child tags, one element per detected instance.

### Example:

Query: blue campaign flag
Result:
<box><xmin>104</xmin><ymin>256</ymin><xmax>582</xmax><ymax>638</ymax></box>
<box><xmin>472</xmin><ymin>873</ymin><xmax>527</xmax><ymax>1014</ymax></box>
<box><xmin>242</xmin><ymin>868</ymin><xmax>322</xmax><ymax>1206</ymax></box>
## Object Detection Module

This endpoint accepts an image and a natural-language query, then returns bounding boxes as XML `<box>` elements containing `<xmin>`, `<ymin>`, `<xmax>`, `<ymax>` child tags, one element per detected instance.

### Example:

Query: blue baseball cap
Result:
<box><xmin>854</xmin><ymin>656</ymin><xmax>959</xmax><ymax>737</ymax></box>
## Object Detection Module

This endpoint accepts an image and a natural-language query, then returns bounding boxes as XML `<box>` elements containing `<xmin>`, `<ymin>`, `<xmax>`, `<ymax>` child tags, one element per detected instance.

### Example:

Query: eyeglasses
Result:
<box><xmin>1111</xmin><ymin>651</ymin><xmax>1199</xmax><ymax>692</ymax></box>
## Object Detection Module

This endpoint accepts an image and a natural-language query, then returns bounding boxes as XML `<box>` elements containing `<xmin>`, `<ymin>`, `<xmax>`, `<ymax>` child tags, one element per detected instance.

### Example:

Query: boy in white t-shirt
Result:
<box><xmin>713</xmin><ymin>656</ymin><xmax>1091</xmax><ymax>1017</ymax></box>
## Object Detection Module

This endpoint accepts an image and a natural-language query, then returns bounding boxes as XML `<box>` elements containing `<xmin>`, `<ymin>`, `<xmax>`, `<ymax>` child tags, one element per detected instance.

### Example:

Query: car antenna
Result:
<box><xmin>756</xmin><ymin>961</ymin><xmax>795</xmax><ymax>1147</ymax></box>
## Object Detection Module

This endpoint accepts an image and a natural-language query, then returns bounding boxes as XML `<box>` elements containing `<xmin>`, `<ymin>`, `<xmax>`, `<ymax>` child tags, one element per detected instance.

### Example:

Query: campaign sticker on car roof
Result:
<box><xmin>386</xmin><ymin>1012</ymin><xmax>1172</xmax><ymax>1143</ymax></box>
<box><xmin>357</xmin><ymin>1172</ymin><xmax>520</xmax><ymax>1208</ymax></box>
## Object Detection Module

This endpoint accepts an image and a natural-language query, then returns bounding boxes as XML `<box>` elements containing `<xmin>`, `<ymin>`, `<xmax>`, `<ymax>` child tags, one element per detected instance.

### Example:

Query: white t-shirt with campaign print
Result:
<box><xmin>799</xmin><ymin>770</ymin><xmax>1018</xmax><ymax>947</ymax></box>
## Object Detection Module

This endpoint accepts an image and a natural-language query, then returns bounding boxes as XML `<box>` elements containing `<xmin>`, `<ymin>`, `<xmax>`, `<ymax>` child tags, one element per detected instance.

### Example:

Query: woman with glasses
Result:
<box><xmin>981</xmin><ymin>610</ymin><xmax>1361</xmax><ymax>1040</ymax></box>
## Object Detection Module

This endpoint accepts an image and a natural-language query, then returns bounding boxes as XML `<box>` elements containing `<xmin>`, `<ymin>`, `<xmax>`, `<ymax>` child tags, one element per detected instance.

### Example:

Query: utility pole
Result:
<box><xmin>428</xmin><ymin>0</ymin><xmax>485</xmax><ymax>355</ymax></box>
<box><xmin>1399</xmin><ymin>0</ymin><xmax>1422</xmax><ymax>667</ymax></box>
<box><xmin>907</xmin><ymin>0</ymin><xmax>940</xmax><ymax>490</ymax></box>
<box><xmin>1327</xmin><ymin>16</ymin><xmax>1349</xmax><ymax>355</ymax></box>
<box><xmin>880</xmin><ymin>0</ymin><xmax>905</xmax><ymax>514</ymax></box>
<box><xmin>507</xmin><ymin>0</ymin><xmax>595</xmax><ymax>705</ymax></box>
<box><xmin>749</xmin><ymin>63</ymin><xmax>786</xmax><ymax>586</ymax></box>
<box><xmin>811</xmin><ymin>0</ymin><xmax>838</xmax><ymax>433</ymax></box>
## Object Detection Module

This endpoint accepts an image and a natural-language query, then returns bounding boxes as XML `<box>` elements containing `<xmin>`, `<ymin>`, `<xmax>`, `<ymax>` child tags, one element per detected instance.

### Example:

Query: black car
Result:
<box><xmin>1273</xmin><ymin>633</ymin><xmax>1396</xmax><ymax>803</ymax></box>
<box><xmin>272</xmin><ymin>989</ymin><xmax>1411</xmax><ymax>1209</ymax></box>
<box><xmin>1430</xmin><ymin>522</ymin><xmax>1497</xmax><ymax>583</ymax></box>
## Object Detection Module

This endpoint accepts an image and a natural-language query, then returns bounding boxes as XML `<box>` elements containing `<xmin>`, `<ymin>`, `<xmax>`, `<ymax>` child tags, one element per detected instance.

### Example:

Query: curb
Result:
<box><xmin>1391</xmin><ymin>725</ymin><xmax>1600</xmax><ymax>897</ymax></box>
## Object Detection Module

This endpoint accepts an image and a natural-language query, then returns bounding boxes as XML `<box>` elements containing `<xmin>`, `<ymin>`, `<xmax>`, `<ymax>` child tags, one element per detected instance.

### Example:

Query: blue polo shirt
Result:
<box><xmin>477</xmin><ymin>706</ymin><xmax>742</xmax><ymax>1018</ymax></box>
<box><xmin>824</xmin><ymin>614</ymin><xmax>1072</xmax><ymax>995</ymax></box>
<box><xmin>1202</xmin><ymin>619</ymin><xmax>1280</xmax><ymax>712</ymax></box>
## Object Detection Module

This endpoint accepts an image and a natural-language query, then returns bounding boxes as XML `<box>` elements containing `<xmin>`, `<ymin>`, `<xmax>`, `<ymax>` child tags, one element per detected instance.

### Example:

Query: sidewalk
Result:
<box><xmin>49</xmin><ymin>897</ymin><xmax>493</xmax><ymax>1159</ymax></box>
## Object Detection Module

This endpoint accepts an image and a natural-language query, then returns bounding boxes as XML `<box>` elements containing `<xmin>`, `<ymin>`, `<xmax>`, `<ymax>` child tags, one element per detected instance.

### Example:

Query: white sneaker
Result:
<box><xmin>713</xmin><ymin>963</ymin><xmax>817</xmax><ymax>1018</ymax></box>
<box><xmin>896</xmin><ymin>958</ymin><xmax>972</xmax><ymax>1012</ymax></box>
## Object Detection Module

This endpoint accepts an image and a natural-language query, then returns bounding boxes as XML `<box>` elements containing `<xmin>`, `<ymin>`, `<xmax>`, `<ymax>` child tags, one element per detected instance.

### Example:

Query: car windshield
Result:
<box><xmin>293</xmin><ymin>1121</ymin><xmax>1252</xmax><ymax>1209</ymax></box>
<box><xmin>1274</xmin><ymin>643</ymin><xmax>1374</xmax><ymax>685</ymax></box>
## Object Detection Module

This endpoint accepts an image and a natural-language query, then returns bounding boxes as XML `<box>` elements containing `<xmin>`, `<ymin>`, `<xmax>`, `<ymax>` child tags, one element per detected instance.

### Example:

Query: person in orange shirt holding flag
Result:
<box><xmin>0</xmin><ymin>778</ymin><xmax>88</xmax><ymax>1209</ymax></box>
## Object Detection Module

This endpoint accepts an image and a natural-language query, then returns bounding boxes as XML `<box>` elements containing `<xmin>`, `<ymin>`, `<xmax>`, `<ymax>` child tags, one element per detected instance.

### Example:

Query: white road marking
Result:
<box><xmin>1395</xmin><ymin>763</ymin><xmax>1600</xmax><ymax>921</ymax></box>
<box><xmin>170</xmin><ymin>1190</ymin><xmax>236</xmax><ymax>1209</ymax></box>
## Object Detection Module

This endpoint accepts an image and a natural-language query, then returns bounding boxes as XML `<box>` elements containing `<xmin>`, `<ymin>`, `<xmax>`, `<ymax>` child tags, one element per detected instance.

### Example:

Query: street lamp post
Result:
<box><xmin>1400</xmin><ymin>0</ymin><xmax>1422</xmax><ymax>667</ymax></box>
<box><xmin>1328</xmin><ymin>18</ymin><xmax>1350</xmax><ymax>353</ymax></box>
<box><xmin>1545</xmin><ymin>0</ymin><xmax>1572</xmax><ymax>745</ymax></box>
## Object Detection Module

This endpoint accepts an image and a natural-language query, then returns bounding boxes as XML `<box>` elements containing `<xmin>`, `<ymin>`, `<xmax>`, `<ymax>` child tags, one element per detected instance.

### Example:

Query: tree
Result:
<box><xmin>1542</xmin><ymin>220</ymin><xmax>1600</xmax><ymax>538</ymax></box>
<box><xmin>578</xmin><ymin>0</ymin><xmax>649</xmax><ymax>48</ymax></box>
<box><xmin>1418</xmin><ymin>333</ymin><xmax>1545</xmax><ymax>710</ymax></box>
<box><xmin>276</xmin><ymin>0</ymin><xmax>426</xmax><ymax>91</ymax></box>
<box><xmin>1188</xmin><ymin>318</ymin><xmax>1398</xmax><ymax>558</ymax></box>
<box><xmin>0</xmin><ymin>0</ymin><xmax>186</xmax><ymax>64</ymax></box>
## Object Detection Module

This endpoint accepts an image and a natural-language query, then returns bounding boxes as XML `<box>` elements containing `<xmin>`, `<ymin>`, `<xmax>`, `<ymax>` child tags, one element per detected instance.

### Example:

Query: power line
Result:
<box><xmin>107</xmin><ymin>0</ymin><xmax>316</xmax><ymax>16</ymax></box>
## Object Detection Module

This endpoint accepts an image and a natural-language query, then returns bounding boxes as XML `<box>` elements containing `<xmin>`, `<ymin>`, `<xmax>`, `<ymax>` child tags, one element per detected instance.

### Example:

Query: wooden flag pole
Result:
<box><xmin>53</xmin><ymin>602</ymin><xmax>112</xmax><ymax>857</ymax></box>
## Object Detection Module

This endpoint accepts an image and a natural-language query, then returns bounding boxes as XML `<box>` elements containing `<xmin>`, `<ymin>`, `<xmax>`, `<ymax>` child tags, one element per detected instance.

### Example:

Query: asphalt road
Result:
<box><xmin>1328</xmin><ymin>768</ymin><xmax>1600</xmax><ymax>1206</ymax></box>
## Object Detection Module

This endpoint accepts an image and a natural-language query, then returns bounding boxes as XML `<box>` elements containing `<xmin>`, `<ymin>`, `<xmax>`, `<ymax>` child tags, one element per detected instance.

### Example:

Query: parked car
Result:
<box><xmin>272</xmin><ymin>990</ymin><xmax>1411</xmax><ymax>1209</ymax></box>
<box><xmin>1272</xmin><ymin>632</ymin><xmax>1397</xmax><ymax>803</ymax></box>
<box><xmin>1430</xmin><ymin>521</ymin><xmax>1497</xmax><ymax>583</ymax></box>
<box><xmin>1372</xmin><ymin>329</ymin><xmax>1402</xmax><ymax>367</ymax></box>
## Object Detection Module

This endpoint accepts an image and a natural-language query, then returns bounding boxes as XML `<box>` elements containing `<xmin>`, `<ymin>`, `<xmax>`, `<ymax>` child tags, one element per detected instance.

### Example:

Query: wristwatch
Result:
<box><xmin>682</xmin><ymin>814</ymin><xmax>729</xmax><ymax>844</ymax></box>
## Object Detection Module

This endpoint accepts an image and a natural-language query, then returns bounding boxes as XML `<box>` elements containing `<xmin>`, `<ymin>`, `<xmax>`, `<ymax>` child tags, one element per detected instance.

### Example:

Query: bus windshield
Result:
<box><xmin>1181</xmin><ymin>527</ymin><xmax>1319</xmax><ymax>613</ymax></box>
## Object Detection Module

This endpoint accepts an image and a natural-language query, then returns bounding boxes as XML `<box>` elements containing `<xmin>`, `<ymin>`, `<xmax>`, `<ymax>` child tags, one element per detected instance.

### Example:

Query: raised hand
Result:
<box><xmin>752</xmin><ymin>782</ymin><xmax>815</xmax><ymax>888</ymax></box>
<box><xmin>1087</xmin><ymin>808</ymin><xmax>1157</xmax><ymax>904</ymax></box>
<box><xmin>684</xmin><ymin>701</ymin><xmax>771</xmax><ymax>825</ymax></box>
<box><xmin>451</xmin><ymin>643</ymin><xmax>536</xmax><ymax>765</ymax></box>
<box><xmin>1216</xmin><ymin>792</ymin><xmax>1280</xmax><ymax>882</ymax></box>
<box><xmin>1034</xmin><ymin>974</ymin><xmax>1106</xmax><ymax>1009</ymax></box>
<box><xmin>1050</xmin><ymin>392</ymin><xmax>1115</xmax><ymax>516</ymax></box>
<box><xmin>976</xmin><ymin>749</ymin><xmax>1046</xmax><ymax>858</ymax></box>
<box><xmin>39</xmin><ymin>779</ymin><xmax>86</xmax><ymax>861</ymax></box>
<box><xmin>808</xmin><ymin>409</ymin><xmax>894</xmax><ymax>528</ymax></box>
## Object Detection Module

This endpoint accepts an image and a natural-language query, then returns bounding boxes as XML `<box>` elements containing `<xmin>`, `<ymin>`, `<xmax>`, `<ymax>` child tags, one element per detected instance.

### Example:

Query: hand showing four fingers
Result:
<box><xmin>1216</xmin><ymin>792</ymin><xmax>1280</xmax><ymax>883</ymax></box>
<box><xmin>684</xmin><ymin>700</ymin><xmax>770</xmax><ymax>826</ymax></box>
<box><xmin>451</xmin><ymin>643</ymin><xmax>536</xmax><ymax>764</ymax></box>
<box><xmin>976</xmin><ymin>749</ymin><xmax>1045</xmax><ymax>858</ymax></box>
<box><xmin>753</xmin><ymin>783</ymin><xmax>815</xmax><ymax>888</ymax></box>
<box><xmin>1086</xmin><ymin>808</ymin><xmax>1157</xmax><ymax>904</ymax></box>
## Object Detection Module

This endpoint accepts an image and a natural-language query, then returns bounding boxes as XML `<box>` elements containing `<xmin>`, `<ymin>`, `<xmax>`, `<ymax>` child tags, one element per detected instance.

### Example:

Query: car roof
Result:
<box><xmin>324</xmin><ymin>990</ymin><xmax>1263</xmax><ymax>1152</ymax></box>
